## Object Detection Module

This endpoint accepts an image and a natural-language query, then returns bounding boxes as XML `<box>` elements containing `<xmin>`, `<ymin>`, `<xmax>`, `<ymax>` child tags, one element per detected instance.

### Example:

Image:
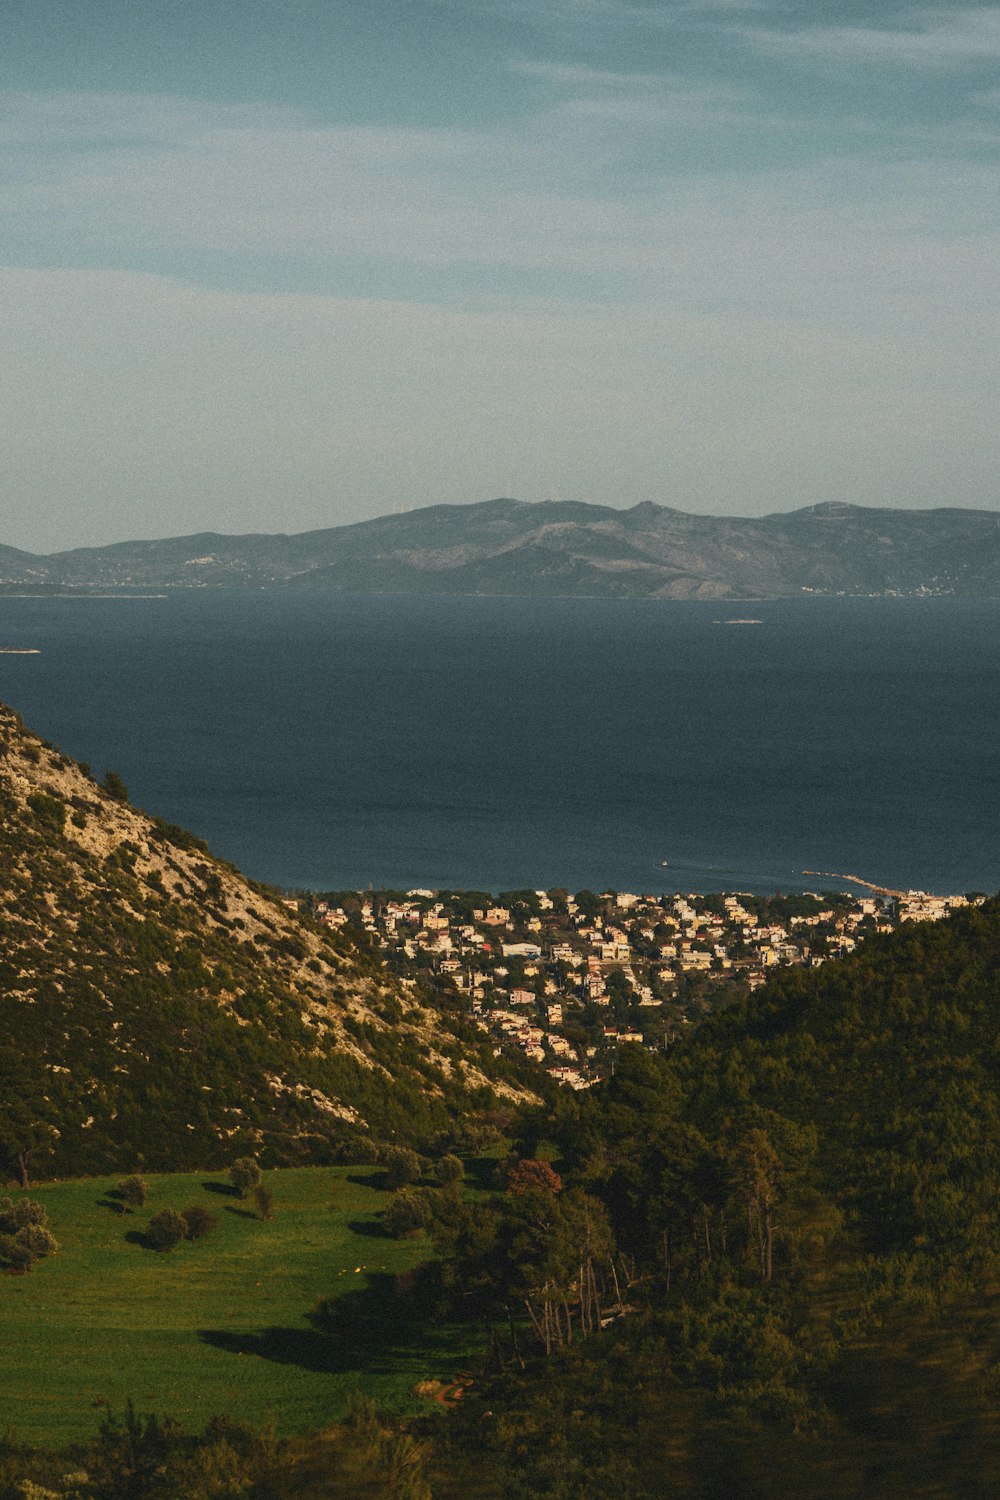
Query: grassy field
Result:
<box><xmin>3</xmin><ymin>1165</ymin><xmax>475</xmax><ymax>1448</ymax></box>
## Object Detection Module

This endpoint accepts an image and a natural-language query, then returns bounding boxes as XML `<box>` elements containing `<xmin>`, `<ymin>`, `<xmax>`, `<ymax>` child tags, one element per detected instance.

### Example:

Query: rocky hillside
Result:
<box><xmin>0</xmin><ymin>704</ymin><xmax>530</xmax><ymax>1182</ymax></box>
<box><xmin>4</xmin><ymin>499</ymin><xmax>1000</xmax><ymax>598</ymax></box>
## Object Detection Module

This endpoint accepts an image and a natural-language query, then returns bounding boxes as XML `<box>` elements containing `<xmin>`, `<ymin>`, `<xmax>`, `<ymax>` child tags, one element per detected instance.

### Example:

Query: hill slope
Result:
<box><xmin>435</xmin><ymin>899</ymin><xmax>1000</xmax><ymax>1497</ymax></box>
<box><xmin>0</xmin><ymin>703</ymin><xmax>529</xmax><ymax>1182</ymax></box>
<box><xmin>5</xmin><ymin>498</ymin><xmax>1000</xmax><ymax>598</ymax></box>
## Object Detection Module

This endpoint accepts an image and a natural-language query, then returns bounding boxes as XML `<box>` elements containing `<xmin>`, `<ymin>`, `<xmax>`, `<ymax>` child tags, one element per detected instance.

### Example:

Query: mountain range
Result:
<box><xmin>6</xmin><ymin>498</ymin><xmax>1000</xmax><ymax>599</ymax></box>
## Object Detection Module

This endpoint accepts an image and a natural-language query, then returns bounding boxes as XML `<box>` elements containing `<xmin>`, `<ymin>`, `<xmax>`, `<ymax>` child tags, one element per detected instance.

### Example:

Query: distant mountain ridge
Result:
<box><xmin>6</xmin><ymin>498</ymin><xmax>1000</xmax><ymax>598</ymax></box>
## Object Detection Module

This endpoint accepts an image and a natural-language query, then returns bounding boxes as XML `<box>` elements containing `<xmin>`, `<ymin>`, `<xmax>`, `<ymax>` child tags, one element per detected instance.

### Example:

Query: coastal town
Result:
<box><xmin>305</xmin><ymin>883</ymin><xmax>978</xmax><ymax>1090</ymax></box>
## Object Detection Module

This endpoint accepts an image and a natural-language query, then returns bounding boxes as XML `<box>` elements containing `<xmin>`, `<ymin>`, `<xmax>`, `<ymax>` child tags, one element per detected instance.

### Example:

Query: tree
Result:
<box><xmin>383</xmin><ymin>1189</ymin><xmax>430</xmax><ymax>1239</ymax></box>
<box><xmin>504</xmin><ymin>1186</ymin><xmax>615</xmax><ymax>1353</ymax></box>
<box><xmin>504</xmin><ymin>1159</ymin><xmax>563</xmax><ymax>1196</ymax></box>
<box><xmin>733</xmin><ymin>1128</ymin><xmax>781</xmax><ymax>1283</ymax></box>
<box><xmin>118</xmin><ymin>1175</ymin><xmax>148</xmax><ymax>1212</ymax></box>
<box><xmin>434</xmin><ymin>1154</ymin><xmax>464</xmax><ymax>1187</ymax></box>
<box><xmin>0</xmin><ymin>1051</ymin><xmax>59</xmax><ymax>1188</ymax></box>
<box><xmin>180</xmin><ymin>1205</ymin><xmax>217</xmax><ymax>1240</ymax></box>
<box><xmin>101</xmin><ymin>769</ymin><xmax>129</xmax><ymax>802</ymax></box>
<box><xmin>382</xmin><ymin>1146</ymin><xmax>421</xmax><ymax>1190</ymax></box>
<box><xmin>147</xmin><ymin>1208</ymin><xmax>186</xmax><ymax>1251</ymax></box>
<box><xmin>574</xmin><ymin>890</ymin><xmax>604</xmax><ymax>920</ymax></box>
<box><xmin>253</xmin><ymin>1184</ymin><xmax>274</xmax><ymax>1221</ymax></box>
<box><xmin>229</xmin><ymin>1157</ymin><xmax>263</xmax><ymax>1198</ymax></box>
<box><xmin>91</xmin><ymin>1403</ymin><xmax>185</xmax><ymax>1497</ymax></box>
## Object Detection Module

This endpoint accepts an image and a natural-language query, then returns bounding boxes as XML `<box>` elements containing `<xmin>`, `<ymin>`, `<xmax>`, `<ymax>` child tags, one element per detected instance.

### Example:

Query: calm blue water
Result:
<box><xmin>0</xmin><ymin>592</ymin><xmax>997</xmax><ymax>896</ymax></box>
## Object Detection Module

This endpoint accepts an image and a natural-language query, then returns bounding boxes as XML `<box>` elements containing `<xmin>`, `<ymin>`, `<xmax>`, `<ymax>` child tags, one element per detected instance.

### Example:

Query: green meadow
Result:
<box><xmin>3</xmin><ymin>1166</ymin><xmax>472</xmax><ymax>1448</ymax></box>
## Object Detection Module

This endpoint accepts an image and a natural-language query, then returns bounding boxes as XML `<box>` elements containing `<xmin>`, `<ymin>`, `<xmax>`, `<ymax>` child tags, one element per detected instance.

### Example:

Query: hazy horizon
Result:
<box><xmin>7</xmin><ymin>493</ymin><xmax>1000</xmax><ymax>559</ymax></box>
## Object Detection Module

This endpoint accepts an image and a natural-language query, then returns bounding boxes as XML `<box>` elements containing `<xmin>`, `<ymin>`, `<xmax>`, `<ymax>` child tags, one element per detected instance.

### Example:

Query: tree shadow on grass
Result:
<box><xmin>202</xmin><ymin>1180</ymin><xmax>239</xmax><ymax>1197</ymax></box>
<box><xmin>465</xmin><ymin>1157</ymin><xmax>500</xmax><ymax>1192</ymax></box>
<box><xmin>200</xmin><ymin>1275</ymin><xmax>461</xmax><ymax>1379</ymax></box>
<box><xmin>346</xmin><ymin>1219</ymin><xmax>386</xmax><ymax>1238</ymax></box>
<box><xmin>124</xmin><ymin>1229</ymin><xmax>154</xmax><ymax>1250</ymax></box>
<box><xmin>224</xmin><ymin>1205</ymin><xmax>260</xmax><ymax>1220</ymax></box>
<box><xmin>98</xmin><ymin>1194</ymin><xmax>126</xmax><ymax>1216</ymax></box>
<box><xmin>347</xmin><ymin>1170</ymin><xmax>388</xmax><ymax>1191</ymax></box>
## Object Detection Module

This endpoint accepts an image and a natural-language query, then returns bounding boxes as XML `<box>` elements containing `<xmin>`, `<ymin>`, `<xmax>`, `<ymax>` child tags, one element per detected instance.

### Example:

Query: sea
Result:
<box><xmin>0</xmin><ymin>591</ymin><xmax>998</xmax><ymax>898</ymax></box>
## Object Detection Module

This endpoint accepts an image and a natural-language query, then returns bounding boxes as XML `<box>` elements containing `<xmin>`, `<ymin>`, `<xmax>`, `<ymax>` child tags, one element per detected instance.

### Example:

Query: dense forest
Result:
<box><xmin>432</xmin><ymin>901</ymin><xmax>1000</xmax><ymax>1496</ymax></box>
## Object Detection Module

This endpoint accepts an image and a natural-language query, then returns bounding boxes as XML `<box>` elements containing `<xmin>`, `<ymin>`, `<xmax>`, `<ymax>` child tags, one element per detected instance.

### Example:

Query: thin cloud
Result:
<box><xmin>510</xmin><ymin>60</ymin><xmax>670</xmax><ymax>89</ymax></box>
<box><xmin>745</xmin><ymin>7</ymin><xmax>1000</xmax><ymax>67</ymax></box>
<box><xmin>510</xmin><ymin>57</ymin><xmax>759</xmax><ymax>106</ymax></box>
<box><xmin>1</xmin><ymin>89</ymin><xmax>997</xmax><ymax>283</ymax></box>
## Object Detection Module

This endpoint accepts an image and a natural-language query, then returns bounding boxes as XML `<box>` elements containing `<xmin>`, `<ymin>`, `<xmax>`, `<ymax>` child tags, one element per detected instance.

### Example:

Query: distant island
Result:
<box><xmin>4</xmin><ymin>497</ymin><xmax>1000</xmax><ymax>599</ymax></box>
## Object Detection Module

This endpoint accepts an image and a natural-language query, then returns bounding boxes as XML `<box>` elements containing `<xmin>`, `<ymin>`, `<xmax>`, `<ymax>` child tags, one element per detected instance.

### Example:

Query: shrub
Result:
<box><xmin>147</xmin><ymin>1209</ymin><xmax>186</xmax><ymax>1251</ymax></box>
<box><xmin>229</xmin><ymin>1157</ymin><xmax>263</xmax><ymax>1198</ymax></box>
<box><xmin>15</xmin><ymin>1223</ymin><xmax>59</xmax><ymax>1258</ymax></box>
<box><xmin>253</xmin><ymin>1185</ymin><xmax>274</xmax><ymax>1221</ymax></box>
<box><xmin>381</xmin><ymin>1146</ymin><xmax>422</xmax><ymax>1190</ymax></box>
<box><xmin>0</xmin><ymin>1197</ymin><xmax>48</xmax><ymax>1234</ymax></box>
<box><xmin>434</xmin><ymin>1154</ymin><xmax>464</xmax><ymax>1187</ymax></box>
<box><xmin>382</xmin><ymin>1189</ymin><xmax>431</xmax><ymax>1240</ymax></box>
<box><xmin>27</xmin><ymin>791</ymin><xmax>66</xmax><ymax>834</ymax></box>
<box><xmin>180</xmin><ymin>1205</ymin><xmax>217</xmax><ymax>1240</ymax></box>
<box><xmin>101</xmin><ymin>770</ymin><xmax>129</xmax><ymax>803</ymax></box>
<box><xmin>118</xmin><ymin>1175</ymin><xmax>148</xmax><ymax>1211</ymax></box>
<box><xmin>150</xmin><ymin>817</ymin><xmax>208</xmax><ymax>853</ymax></box>
<box><xmin>0</xmin><ymin>1232</ymin><xmax>36</xmax><ymax>1272</ymax></box>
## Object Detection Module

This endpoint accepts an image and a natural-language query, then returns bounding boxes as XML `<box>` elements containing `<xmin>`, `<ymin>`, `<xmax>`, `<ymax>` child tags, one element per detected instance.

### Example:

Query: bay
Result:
<box><xmin>0</xmin><ymin>591</ymin><xmax>997</xmax><ymax>896</ymax></box>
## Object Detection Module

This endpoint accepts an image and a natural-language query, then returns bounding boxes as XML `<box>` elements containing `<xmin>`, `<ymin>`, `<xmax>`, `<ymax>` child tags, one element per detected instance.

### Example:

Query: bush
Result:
<box><xmin>101</xmin><ymin>770</ymin><xmax>129</xmax><ymax>803</ymax></box>
<box><xmin>15</xmin><ymin>1223</ymin><xmax>59</xmax><ymax>1258</ymax></box>
<box><xmin>382</xmin><ymin>1189</ymin><xmax>431</xmax><ymax>1240</ymax></box>
<box><xmin>27</xmin><ymin>791</ymin><xmax>66</xmax><ymax>834</ymax></box>
<box><xmin>118</xmin><ymin>1175</ymin><xmax>148</xmax><ymax>1211</ymax></box>
<box><xmin>253</xmin><ymin>1185</ymin><xmax>274</xmax><ymax>1221</ymax></box>
<box><xmin>229</xmin><ymin>1157</ymin><xmax>263</xmax><ymax>1198</ymax></box>
<box><xmin>0</xmin><ymin>1232</ymin><xmax>37</xmax><ymax>1272</ymax></box>
<box><xmin>147</xmin><ymin>1209</ymin><xmax>186</xmax><ymax>1251</ymax></box>
<box><xmin>381</xmin><ymin>1146</ymin><xmax>422</xmax><ymax>1190</ymax></box>
<box><xmin>180</xmin><ymin>1205</ymin><xmax>217</xmax><ymax>1240</ymax></box>
<box><xmin>0</xmin><ymin>1197</ymin><xmax>48</xmax><ymax>1234</ymax></box>
<box><xmin>434</xmin><ymin>1154</ymin><xmax>464</xmax><ymax>1187</ymax></box>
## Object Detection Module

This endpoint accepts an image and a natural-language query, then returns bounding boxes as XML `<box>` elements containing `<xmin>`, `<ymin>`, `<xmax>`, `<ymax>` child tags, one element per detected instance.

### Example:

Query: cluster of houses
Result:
<box><xmin>309</xmin><ymin>884</ymin><xmax>977</xmax><ymax>1088</ymax></box>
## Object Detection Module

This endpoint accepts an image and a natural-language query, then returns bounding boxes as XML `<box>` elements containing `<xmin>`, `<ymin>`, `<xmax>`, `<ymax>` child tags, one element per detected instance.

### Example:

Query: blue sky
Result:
<box><xmin>2</xmin><ymin>0</ymin><xmax>998</xmax><ymax>550</ymax></box>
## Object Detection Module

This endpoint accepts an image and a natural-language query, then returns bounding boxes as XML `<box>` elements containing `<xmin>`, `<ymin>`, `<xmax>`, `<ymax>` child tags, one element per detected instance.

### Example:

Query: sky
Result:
<box><xmin>1</xmin><ymin>1</ymin><xmax>998</xmax><ymax>552</ymax></box>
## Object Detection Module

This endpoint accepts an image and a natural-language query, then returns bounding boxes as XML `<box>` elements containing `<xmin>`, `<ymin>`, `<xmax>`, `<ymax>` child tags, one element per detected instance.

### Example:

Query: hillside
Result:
<box><xmin>5</xmin><ymin>498</ymin><xmax>1000</xmax><ymax>599</ymax></box>
<box><xmin>0</xmin><ymin>703</ymin><xmax>531</xmax><ymax>1182</ymax></box>
<box><xmin>5</xmin><ymin>792</ymin><xmax>1000</xmax><ymax>1493</ymax></box>
<box><xmin>429</xmin><ymin>899</ymin><xmax>1000</xmax><ymax>1497</ymax></box>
